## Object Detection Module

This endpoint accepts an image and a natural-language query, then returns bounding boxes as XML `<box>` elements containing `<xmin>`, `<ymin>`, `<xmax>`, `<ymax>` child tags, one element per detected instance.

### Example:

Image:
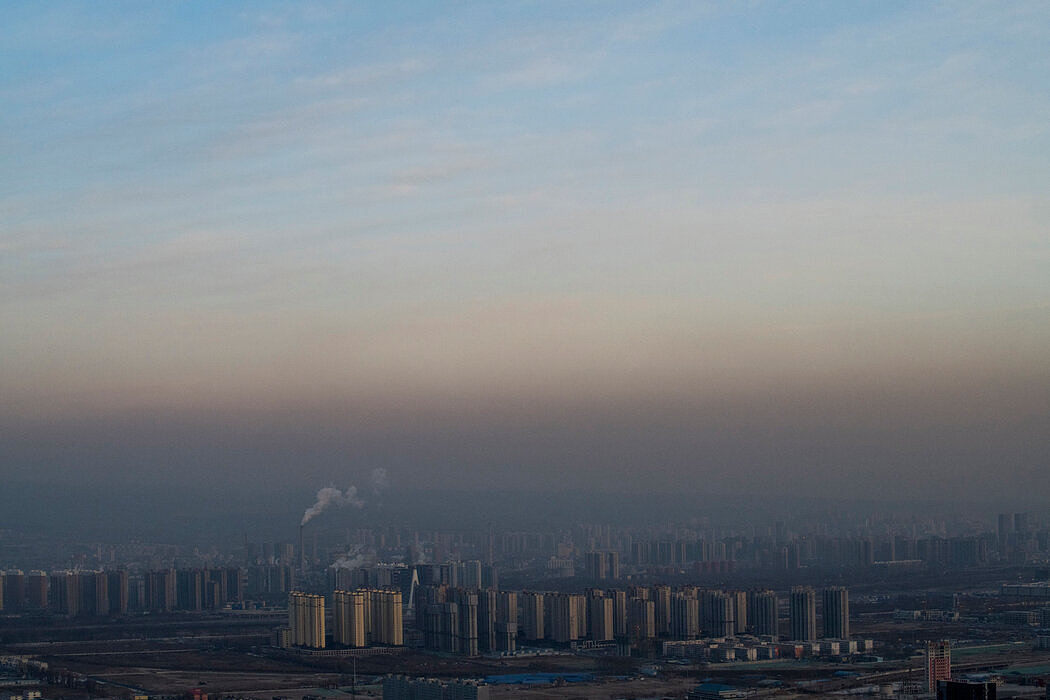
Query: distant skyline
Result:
<box><xmin>2</xmin><ymin>2</ymin><xmax>1048</xmax><ymax>502</ymax></box>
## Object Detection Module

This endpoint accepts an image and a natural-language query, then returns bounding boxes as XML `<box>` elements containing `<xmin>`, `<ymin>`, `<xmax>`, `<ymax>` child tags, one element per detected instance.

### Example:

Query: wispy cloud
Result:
<box><xmin>481</xmin><ymin>53</ymin><xmax>603</xmax><ymax>90</ymax></box>
<box><xmin>297</xmin><ymin>58</ymin><xmax>429</xmax><ymax>88</ymax></box>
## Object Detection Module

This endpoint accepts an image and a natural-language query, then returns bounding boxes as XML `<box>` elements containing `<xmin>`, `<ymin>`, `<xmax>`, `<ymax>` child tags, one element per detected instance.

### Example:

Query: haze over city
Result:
<box><xmin>2</xmin><ymin>2</ymin><xmax>1049</xmax><ymax>509</ymax></box>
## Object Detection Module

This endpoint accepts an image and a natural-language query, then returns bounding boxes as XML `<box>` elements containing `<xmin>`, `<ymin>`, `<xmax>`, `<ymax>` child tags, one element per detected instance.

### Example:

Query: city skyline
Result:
<box><xmin>2</xmin><ymin>2</ymin><xmax>1049</xmax><ymax>502</ymax></box>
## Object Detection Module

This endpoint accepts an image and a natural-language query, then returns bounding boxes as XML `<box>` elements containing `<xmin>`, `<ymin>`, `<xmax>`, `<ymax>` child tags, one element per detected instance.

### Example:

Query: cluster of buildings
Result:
<box><xmin>283</xmin><ymin>591</ymin><xmax>325</xmax><ymax>648</ymax></box>
<box><xmin>418</xmin><ymin>587</ymin><xmax>515</xmax><ymax>655</ymax></box>
<box><xmin>333</xmin><ymin>588</ymin><xmax>404</xmax><ymax>647</ymax></box>
<box><xmin>787</xmin><ymin>585</ymin><xmax>849</xmax><ymax>641</ymax></box>
<box><xmin>273</xmin><ymin>575</ymin><xmax>868</xmax><ymax>663</ymax></box>
<box><xmin>332</xmin><ymin>560</ymin><xmax>494</xmax><ymax>594</ymax></box>
<box><xmin>0</xmin><ymin>568</ymin><xmax>249</xmax><ymax>616</ymax></box>
<box><xmin>244</xmin><ymin>564</ymin><xmax>296</xmax><ymax>600</ymax></box>
<box><xmin>139</xmin><ymin>568</ymin><xmax>245</xmax><ymax>611</ymax></box>
<box><xmin>381</xmin><ymin>675</ymin><xmax>488</xmax><ymax>700</ymax></box>
<box><xmin>623</xmin><ymin>533</ymin><xmax>1002</xmax><ymax>571</ymax></box>
<box><xmin>662</xmin><ymin>636</ymin><xmax>874</xmax><ymax>663</ymax></box>
<box><xmin>2</xmin><ymin>569</ymin><xmax>127</xmax><ymax>616</ymax></box>
<box><xmin>277</xmin><ymin>588</ymin><xmax>404</xmax><ymax>650</ymax></box>
<box><xmin>253</xmin><ymin>509</ymin><xmax>1050</xmax><ymax>601</ymax></box>
<box><xmin>0</xmin><ymin>692</ymin><xmax>42</xmax><ymax>700</ymax></box>
<box><xmin>1</xmin><ymin>570</ymin><xmax>59</xmax><ymax>613</ymax></box>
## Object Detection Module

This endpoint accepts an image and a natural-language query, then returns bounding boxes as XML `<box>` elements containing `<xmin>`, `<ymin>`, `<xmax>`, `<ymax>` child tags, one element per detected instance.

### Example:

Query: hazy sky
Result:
<box><xmin>2</xmin><ymin>2</ymin><xmax>1049</xmax><ymax>502</ymax></box>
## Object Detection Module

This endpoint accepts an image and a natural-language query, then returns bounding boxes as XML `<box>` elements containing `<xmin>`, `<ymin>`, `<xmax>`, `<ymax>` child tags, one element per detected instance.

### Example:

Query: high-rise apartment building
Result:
<box><xmin>822</xmin><ymin>586</ymin><xmax>850</xmax><ymax>639</ymax></box>
<box><xmin>49</xmin><ymin>571</ymin><xmax>79</xmax><ymax>616</ymax></box>
<box><xmin>493</xmin><ymin>620</ymin><xmax>516</xmax><ymax>653</ymax></box>
<box><xmin>584</xmin><ymin>551</ymin><xmax>620</xmax><ymax>581</ymax></box>
<box><xmin>926</xmin><ymin>640</ymin><xmax>952</xmax><ymax>692</ymax></box>
<box><xmin>146</xmin><ymin>569</ymin><xmax>177</xmax><ymax>612</ymax></box>
<box><xmin>585</xmin><ymin>551</ymin><xmax>606</xmax><ymax>580</ymax></box>
<box><xmin>452</xmin><ymin>589</ymin><xmax>479</xmax><ymax>656</ymax></box>
<box><xmin>477</xmin><ymin>589</ymin><xmax>497</xmax><ymax>653</ymax></box>
<box><xmin>629</xmin><ymin>597</ymin><xmax>656</xmax><ymax>642</ymax></box>
<box><xmin>26</xmin><ymin>571</ymin><xmax>48</xmax><ymax>609</ymax></box>
<box><xmin>495</xmin><ymin>590</ymin><xmax>517</xmax><ymax>652</ymax></box>
<box><xmin>496</xmin><ymin>590</ymin><xmax>517</xmax><ymax>626</ymax></box>
<box><xmin>699</xmin><ymin>589</ymin><xmax>733</xmax><ymax>638</ymax></box>
<box><xmin>333</xmin><ymin>590</ymin><xmax>366</xmax><ymax>647</ymax></box>
<box><xmin>730</xmin><ymin>590</ymin><xmax>748</xmax><ymax>635</ymax></box>
<box><xmin>176</xmin><ymin>569</ymin><xmax>203</xmax><ymax>611</ymax></box>
<box><xmin>574</xmin><ymin>593</ymin><xmax>588</xmax><ymax>640</ymax></box>
<box><xmin>288</xmin><ymin>591</ymin><xmax>325</xmax><ymax>649</ymax></box>
<box><xmin>997</xmin><ymin>513</ymin><xmax>1012</xmax><ymax>537</ymax></box>
<box><xmin>789</xmin><ymin>586</ymin><xmax>817</xmax><ymax>642</ymax></box>
<box><xmin>653</xmin><ymin>585</ymin><xmax>672</xmax><ymax>637</ymax></box>
<box><xmin>548</xmin><ymin>593</ymin><xmax>584</xmax><ymax>643</ymax></box>
<box><xmin>671</xmin><ymin>590</ymin><xmax>700</xmax><ymax>640</ymax></box>
<box><xmin>456</xmin><ymin>560</ymin><xmax>483</xmax><ymax>590</ymax></box>
<box><xmin>611</xmin><ymin>589</ymin><xmax>628</xmax><ymax>638</ymax></box>
<box><xmin>587</xmin><ymin>593</ymin><xmax>614</xmax><ymax>641</ymax></box>
<box><xmin>370</xmin><ymin>588</ymin><xmax>404</xmax><ymax>646</ymax></box>
<box><xmin>520</xmin><ymin>591</ymin><xmax>544</xmax><ymax>641</ymax></box>
<box><xmin>247</xmin><ymin>564</ymin><xmax>295</xmax><ymax>597</ymax></box>
<box><xmin>415</xmin><ymin>584</ymin><xmax>448</xmax><ymax>627</ymax></box>
<box><xmin>748</xmin><ymin>590</ymin><xmax>778</xmax><ymax>639</ymax></box>
<box><xmin>107</xmin><ymin>570</ymin><xmax>129</xmax><ymax>615</ymax></box>
<box><xmin>82</xmin><ymin>570</ymin><xmax>109</xmax><ymax>616</ymax></box>
<box><xmin>3</xmin><ymin>570</ymin><xmax>24</xmax><ymax>611</ymax></box>
<box><xmin>425</xmin><ymin>601</ymin><xmax>460</xmax><ymax>653</ymax></box>
<box><xmin>422</xmin><ymin>588</ymin><xmax>472</xmax><ymax>654</ymax></box>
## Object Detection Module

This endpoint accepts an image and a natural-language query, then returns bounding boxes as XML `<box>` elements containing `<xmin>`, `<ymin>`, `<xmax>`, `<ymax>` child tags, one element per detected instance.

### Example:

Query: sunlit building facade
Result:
<box><xmin>288</xmin><ymin>591</ymin><xmax>325</xmax><ymax>648</ymax></box>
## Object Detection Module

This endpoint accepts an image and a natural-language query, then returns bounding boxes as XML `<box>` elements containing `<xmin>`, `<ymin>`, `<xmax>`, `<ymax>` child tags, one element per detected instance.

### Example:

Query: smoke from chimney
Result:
<box><xmin>370</xmin><ymin>468</ymin><xmax>390</xmax><ymax>496</ymax></box>
<box><xmin>301</xmin><ymin>485</ymin><xmax>365</xmax><ymax>526</ymax></box>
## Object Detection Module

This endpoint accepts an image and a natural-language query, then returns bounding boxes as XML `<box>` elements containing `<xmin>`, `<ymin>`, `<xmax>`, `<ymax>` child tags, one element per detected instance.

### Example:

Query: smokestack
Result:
<box><xmin>299</xmin><ymin>524</ymin><xmax>305</xmax><ymax>576</ymax></box>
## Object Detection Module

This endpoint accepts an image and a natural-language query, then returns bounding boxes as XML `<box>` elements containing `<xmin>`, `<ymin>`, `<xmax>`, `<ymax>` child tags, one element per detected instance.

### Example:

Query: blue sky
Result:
<box><xmin>2</xmin><ymin>2</ymin><xmax>1048</xmax><ymax>499</ymax></box>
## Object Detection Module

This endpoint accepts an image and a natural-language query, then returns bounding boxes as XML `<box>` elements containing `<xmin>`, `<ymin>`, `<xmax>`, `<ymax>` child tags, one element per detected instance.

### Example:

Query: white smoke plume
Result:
<box><xmin>301</xmin><ymin>485</ymin><xmax>365</xmax><ymax>525</ymax></box>
<box><xmin>370</xmin><ymin>467</ymin><xmax>390</xmax><ymax>496</ymax></box>
<box><xmin>330</xmin><ymin>544</ymin><xmax>370</xmax><ymax>570</ymax></box>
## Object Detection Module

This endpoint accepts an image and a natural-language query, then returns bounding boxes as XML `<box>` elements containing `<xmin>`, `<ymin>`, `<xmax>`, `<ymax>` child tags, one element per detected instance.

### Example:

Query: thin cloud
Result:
<box><xmin>296</xmin><ymin>58</ymin><xmax>429</xmax><ymax>88</ymax></box>
<box><xmin>481</xmin><ymin>53</ymin><xmax>602</xmax><ymax>90</ymax></box>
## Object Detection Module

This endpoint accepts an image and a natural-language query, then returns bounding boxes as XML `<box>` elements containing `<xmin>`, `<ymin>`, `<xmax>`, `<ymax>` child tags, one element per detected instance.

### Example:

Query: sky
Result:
<box><xmin>2</xmin><ymin>1</ymin><xmax>1049</xmax><ymax>504</ymax></box>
